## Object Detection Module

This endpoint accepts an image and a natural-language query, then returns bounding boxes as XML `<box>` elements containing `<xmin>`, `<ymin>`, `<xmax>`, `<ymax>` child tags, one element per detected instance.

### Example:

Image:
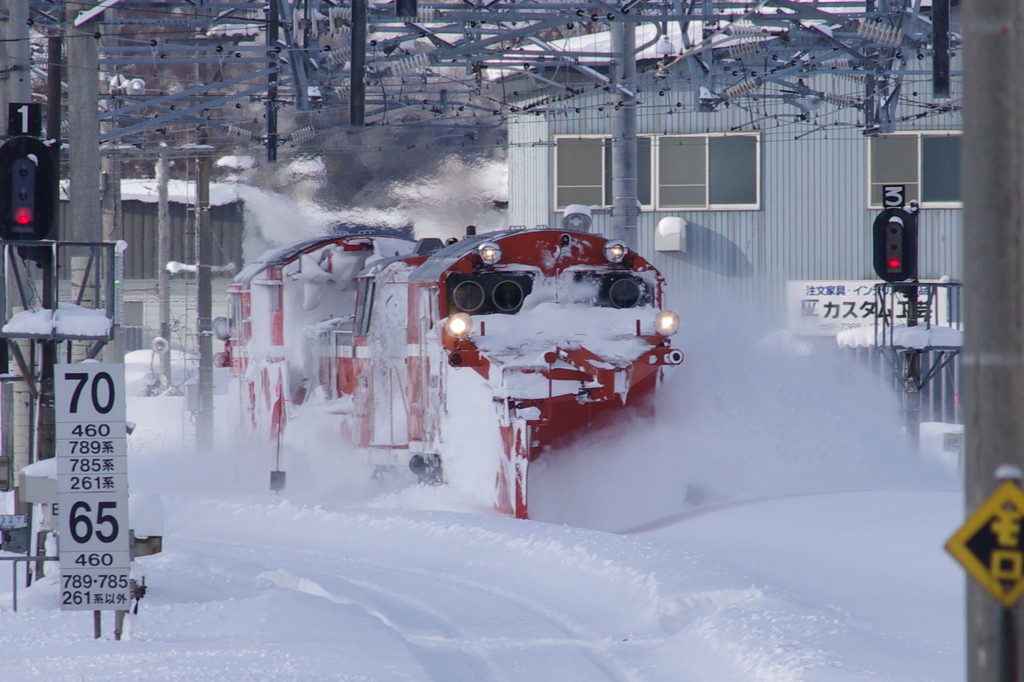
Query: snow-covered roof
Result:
<box><xmin>58</xmin><ymin>179</ymin><xmax>244</xmax><ymax>207</ymax></box>
<box><xmin>235</xmin><ymin>236</ymin><xmax>369</xmax><ymax>286</ymax></box>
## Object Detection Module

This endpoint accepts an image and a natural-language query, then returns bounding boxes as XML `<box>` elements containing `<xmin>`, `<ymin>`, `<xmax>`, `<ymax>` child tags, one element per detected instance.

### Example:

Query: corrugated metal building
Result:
<box><xmin>506</xmin><ymin>70</ymin><xmax>962</xmax><ymax>326</ymax></box>
<box><xmin>504</xmin><ymin>43</ymin><xmax>963</xmax><ymax>424</ymax></box>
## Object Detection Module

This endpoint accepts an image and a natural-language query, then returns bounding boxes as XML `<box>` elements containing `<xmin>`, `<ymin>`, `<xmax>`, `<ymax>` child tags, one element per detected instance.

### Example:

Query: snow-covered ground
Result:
<box><xmin>0</xmin><ymin>320</ymin><xmax>965</xmax><ymax>681</ymax></box>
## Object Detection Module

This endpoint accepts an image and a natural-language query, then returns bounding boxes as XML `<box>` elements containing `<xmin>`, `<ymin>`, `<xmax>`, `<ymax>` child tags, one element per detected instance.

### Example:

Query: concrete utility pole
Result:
<box><xmin>66</xmin><ymin>2</ymin><xmax>101</xmax><ymax>242</ymax></box>
<box><xmin>156</xmin><ymin>152</ymin><xmax>171</xmax><ymax>385</ymax></box>
<box><xmin>610</xmin><ymin>20</ymin><xmax>638</xmax><ymax>250</ymax></box>
<box><xmin>196</xmin><ymin>156</ymin><xmax>215</xmax><ymax>450</ymax></box>
<box><xmin>194</xmin><ymin>0</ymin><xmax>215</xmax><ymax>452</ymax></box>
<box><xmin>1</xmin><ymin>0</ymin><xmax>32</xmax><ymax>133</ymax></box>
<box><xmin>100</xmin><ymin>5</ymin><xmax>123</xmax><ymax>363</ymax></box>
<box><xmin>46</xmin><ymin>31</ymin><xmax>62</xmax><ymax>143</ymax></box>
<box><xmin>962</xmin><ymin>0</ymin><xmax>1024</xmax><ymax>677</ymax></box>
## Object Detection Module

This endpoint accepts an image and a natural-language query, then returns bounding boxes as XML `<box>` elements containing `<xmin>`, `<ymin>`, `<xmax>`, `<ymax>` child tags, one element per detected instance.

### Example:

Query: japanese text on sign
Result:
<box><xmin>946</xmin><ymin>480</ymin><xmax>1024</xmax><ymax>608</ymax></box>
<box><xmin>55</xmin><ymin>364</ymin><xmax>131</xmax><ymax>611</ymax></box>
<box><xmin>787</xmin><ymin>280</ymin><xmax>953</xmax><ymax>337</ymax></box>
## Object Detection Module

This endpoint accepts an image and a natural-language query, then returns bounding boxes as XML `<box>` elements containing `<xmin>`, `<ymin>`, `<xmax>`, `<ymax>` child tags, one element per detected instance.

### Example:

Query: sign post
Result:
<box><xmin>55</xmin><ymin>364</ymin><xmax>131</xmax><ymax>618</ymax></box>
<box><xmin>947</xmin><ymin>473</ymin><xmax>1024</xmax><ymax>680</ymax></box>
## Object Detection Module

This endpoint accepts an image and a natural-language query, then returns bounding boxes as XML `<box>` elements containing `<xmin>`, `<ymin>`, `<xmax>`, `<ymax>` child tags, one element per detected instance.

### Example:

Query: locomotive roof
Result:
<box><xmin>234</xmin><ymin>234</ymin><xmax>412</xmax><ymax>285</ymax></box>
<box><xmin>406</xmin><ymin>232</ymin><xmax>510</xmax><ymax>283</ymax></box>
<box><xmin>407</xmin><ymin>229</ymin><xmax>611</xmax><ymax>283</ymax></box>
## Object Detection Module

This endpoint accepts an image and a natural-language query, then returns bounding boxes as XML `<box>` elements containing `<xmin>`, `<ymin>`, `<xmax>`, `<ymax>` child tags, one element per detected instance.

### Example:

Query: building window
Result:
<box><xmin>657</xmin><ymin>134</ymin><xmax>759</xmax><ymax>209</ymax></box>
<box><xmin>554</xmin><ymin>137</ymin><xmax>652</xmax><ymax>210</ymax></box>
<box><xmin>556</xmin><ymin>138</ymin><xmax>603</xmax><ymax>209</ymax></box>
<box><xmin>868</xmin><ymin>133</ymin><xmax>961</xmax><ymax>207</ymax></box>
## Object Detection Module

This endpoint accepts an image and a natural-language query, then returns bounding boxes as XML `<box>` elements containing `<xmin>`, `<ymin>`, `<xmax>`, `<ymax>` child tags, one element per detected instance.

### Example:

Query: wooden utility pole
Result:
<box><xmin>962</xmin><ymin>0</ymin><xmax>1024</xmax><ymax>677</ymax></box>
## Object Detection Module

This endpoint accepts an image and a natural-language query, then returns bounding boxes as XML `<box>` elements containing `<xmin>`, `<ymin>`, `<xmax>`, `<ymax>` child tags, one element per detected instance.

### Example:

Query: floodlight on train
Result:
<box><xmin>446</xmin><ymin>313</ymin><xmax>472</xmax><ymax>338</ymax></box>
<box><xmin>655</xmin><ymin>310</ymin><xmax>680</xmax><ymax>336</ymax></box>
<box><xmin>477</xmin><ymin>242</ymin><xmax>502</xmax><ymax>265</ymax></box>
<box><xmin>603</xmin><ymin>239</ymin><xmax>628</xmax><ymax>263</ymax></box>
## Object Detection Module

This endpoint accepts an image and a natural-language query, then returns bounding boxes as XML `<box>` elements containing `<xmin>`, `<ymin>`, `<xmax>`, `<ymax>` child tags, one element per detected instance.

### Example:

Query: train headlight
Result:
<box><xmin>478</xmin><ymin>242</ymin><xmax>502</xmax><ymax>265</ymax></box>
<box><xmin>655</xmin><ymin>310</ymin><xmax>680</xmax><ymax>336</ymax></box>
<box><xmin>603</xmin><ymin>239</ymin><xmax>628</xmax><ymax>263</ymax></box>
<box><xmin>446</xmin><ymin>312</ymin><xmax>472</xmax><ymax>338</ymax></box>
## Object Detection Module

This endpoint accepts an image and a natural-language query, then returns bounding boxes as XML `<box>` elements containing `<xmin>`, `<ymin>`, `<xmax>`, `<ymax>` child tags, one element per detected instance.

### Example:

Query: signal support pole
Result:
<box><xmin>898</xmin><ymin>282</ymin><xmax>922</xmax><ymax>450</ymax></box>
<box><xmin>963</xmin><ymin>0</ymin><xmax>1024</xmax><ymax>676</ymax></box>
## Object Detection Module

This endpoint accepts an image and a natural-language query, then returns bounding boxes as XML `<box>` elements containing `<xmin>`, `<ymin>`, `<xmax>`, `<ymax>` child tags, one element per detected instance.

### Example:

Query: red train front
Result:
<box><xmin>222</xmin><ymin>228</ymin><xmax>683</xmax><ymax>518</ymax></box>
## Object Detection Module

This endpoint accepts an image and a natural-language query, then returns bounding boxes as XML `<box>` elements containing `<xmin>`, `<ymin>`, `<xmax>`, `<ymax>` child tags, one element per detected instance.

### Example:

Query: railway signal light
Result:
<box><xmin>0</xmin><ymin>136</ymin><xmax>58</xmax><ymax>241</ymax></box>
<box><xmin>873</xmin><ymin>207</ymin><xmax>918</xmax><ymax>282</ymax></box>
<box><xmin>11</xmin><ymin>158</ymin><xmax>36</xmax><ymax>228</ymax></box>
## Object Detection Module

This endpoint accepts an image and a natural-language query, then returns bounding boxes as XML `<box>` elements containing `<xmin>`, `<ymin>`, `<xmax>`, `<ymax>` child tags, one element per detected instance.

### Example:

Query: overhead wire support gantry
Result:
<box><xmin>18</xmin><ymin>0</ymin><xmax>955</xmax><ymax>158</ymax></box>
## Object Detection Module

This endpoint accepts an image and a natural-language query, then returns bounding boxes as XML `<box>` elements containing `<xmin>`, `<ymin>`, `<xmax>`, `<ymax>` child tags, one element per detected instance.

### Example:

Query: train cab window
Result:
<box><xmin>451</xmin><ymin>280</ymin><xmax>486</xmax><ymax>312</ymax></box>
<box><xmin>228</xmin><ymin>293</ymin><xmax>243</xmax><ymax>339</ymax></box>
<box><xmin>446</xmin><ymin>273</ymin><xmax>533</xmax><ymax>316</ymax></box>
<box><xmin>355</xmin><ymin>278</ymin><xmax>375</xmax><ymax>335</ymax></box>
<box><xmin>608</xmin><ymin>278</ymin><xmax>642</xmax><ymax>308</ymax></box>
<box><xmin>572</xmin><ymin>272</ymin><xmax>652</xmax><ymax>309</ymax></box>
<box><xmin>492</xmin><ymin>280</ymin><xmax>526</xmax><ymax>312</ymax></box>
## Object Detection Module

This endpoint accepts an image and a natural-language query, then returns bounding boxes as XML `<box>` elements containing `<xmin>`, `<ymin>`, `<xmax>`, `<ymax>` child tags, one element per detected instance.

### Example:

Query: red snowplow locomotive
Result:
<box><xmin>222</xmin><ymin>228</ymin><xmax>683</xmax><ymax>518</ymax></box>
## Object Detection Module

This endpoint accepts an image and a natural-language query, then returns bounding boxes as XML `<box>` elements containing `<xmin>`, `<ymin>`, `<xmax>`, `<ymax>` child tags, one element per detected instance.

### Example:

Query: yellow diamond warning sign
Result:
<box><xmin>946</xmin><ymin>480</ymin><xmax>1024</xmax><ymax>608</ymax></box>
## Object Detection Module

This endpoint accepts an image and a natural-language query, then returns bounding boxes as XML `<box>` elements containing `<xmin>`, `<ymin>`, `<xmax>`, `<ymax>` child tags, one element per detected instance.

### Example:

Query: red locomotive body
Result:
<box><xmin>223</xmin><ymin>229</ymin><xmax>683</xmax><ymax>518</ymax></box>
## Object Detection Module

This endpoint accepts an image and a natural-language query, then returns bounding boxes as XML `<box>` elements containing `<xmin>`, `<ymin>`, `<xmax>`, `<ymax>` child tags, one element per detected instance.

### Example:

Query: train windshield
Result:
<box><xmin>567</xmin><ymin>272</ymin><xmax>654</xmax><ymax>309</ymax></box>
<box><xmin>446</xmin><ymin>273</ymin><xmax>533</xmax><ymax>316</ymax></box>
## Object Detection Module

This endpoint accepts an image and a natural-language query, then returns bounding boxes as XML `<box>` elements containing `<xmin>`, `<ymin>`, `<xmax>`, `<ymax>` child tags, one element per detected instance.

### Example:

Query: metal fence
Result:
<box><xmin>841</xmin><ymin>345</ymin><xmax>961</xmax><ymax>424</ymax></box>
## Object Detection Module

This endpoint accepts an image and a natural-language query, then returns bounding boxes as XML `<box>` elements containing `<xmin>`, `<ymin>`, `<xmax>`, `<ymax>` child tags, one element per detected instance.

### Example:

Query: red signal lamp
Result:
<box><xmin>13</xmin><ymin>206</ymin><xmax>32</xmax><ymax>226</ymax></box>
<box><xmin>888</xmin><ymin>258</ymin><xmax>901</xmax><ymax>269</ymax></box>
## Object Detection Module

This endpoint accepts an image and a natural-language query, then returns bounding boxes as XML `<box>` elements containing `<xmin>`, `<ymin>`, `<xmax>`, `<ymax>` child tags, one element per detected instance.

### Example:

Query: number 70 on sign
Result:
<box><xmin>57</xmin><ymin>368</ymin><xmax>125</xmax><ymax>423</ymax></box>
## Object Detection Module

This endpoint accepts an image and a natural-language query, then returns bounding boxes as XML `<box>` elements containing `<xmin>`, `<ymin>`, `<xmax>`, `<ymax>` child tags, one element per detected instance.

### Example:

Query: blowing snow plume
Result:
<box><xmin>389</xmin><ymin>155</ymin><xmax>508</xmax><ymax>241</ymax></box>
<box><xmin>528</xmin><ymin>291</ymin><xmax>958</xmax><ymax>532</ymax></box>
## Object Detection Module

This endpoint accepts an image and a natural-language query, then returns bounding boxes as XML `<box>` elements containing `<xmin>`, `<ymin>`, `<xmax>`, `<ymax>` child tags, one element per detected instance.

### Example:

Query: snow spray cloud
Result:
<box><xmin>388</xmin><ymin>155</ymin><xmax>508</xmax><ymax>241</ymax></box>
<box><xmin>528</xmin><ymin>289</ymin><xmax>958</xmax><ymax>531</ymax></box>
<box><xmin>236</xmin><ymin>184</ymin><xmax>331</xmax><ymax>262</ymax></box>
<box><xmin>234</xmin><ymin>184</ymin><xmax>409</xmax><ymax>263</ymax></box>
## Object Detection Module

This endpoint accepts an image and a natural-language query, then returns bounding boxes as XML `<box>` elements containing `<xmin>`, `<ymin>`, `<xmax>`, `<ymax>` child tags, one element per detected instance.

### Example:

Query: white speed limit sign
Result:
<box><xmin>55</xmin><ymin>364</ymin><xmax>131</xmax><ymax>611</ymax></box>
